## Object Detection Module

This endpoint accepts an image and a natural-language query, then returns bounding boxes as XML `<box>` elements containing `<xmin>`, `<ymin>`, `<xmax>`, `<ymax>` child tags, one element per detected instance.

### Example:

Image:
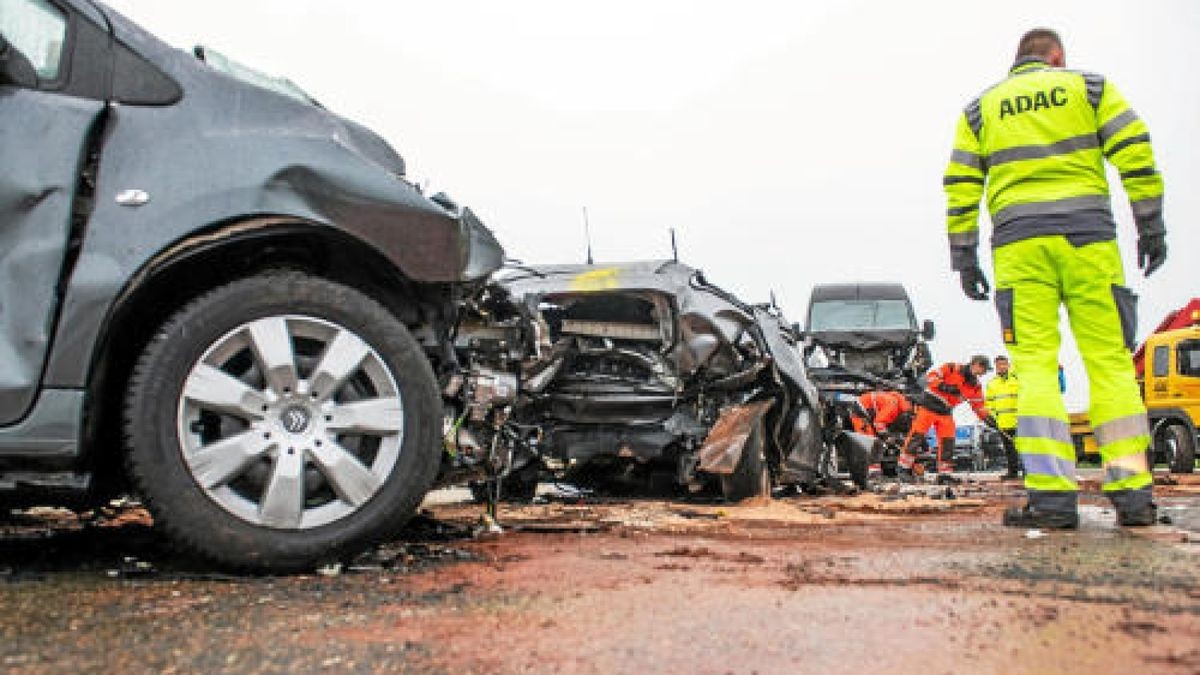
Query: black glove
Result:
<box><xmin>1137</xmin><ymin>233</ymin><xmax>1167</xmax><ymax>277</ymax></box>
<box><xmin>937</xmin><ymin>383</ymin><xmax>961</xmax><ymax>396</ymax></box>
<box><xmin>959</xmin><ymin>265</ymin><xmax>990</xmax><ymax>301</ymax></box>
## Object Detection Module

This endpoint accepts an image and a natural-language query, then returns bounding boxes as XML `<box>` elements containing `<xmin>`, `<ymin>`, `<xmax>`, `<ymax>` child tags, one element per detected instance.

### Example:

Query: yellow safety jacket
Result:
<box><xmin>984</xmin><ymin>372</ymin><xmax>1019</xmax><ymax>430</ymax></box>
<box><xmin>943</xmin><ymin>57</ymin><xmax>1164</xmax><ymax>269</ymax></box>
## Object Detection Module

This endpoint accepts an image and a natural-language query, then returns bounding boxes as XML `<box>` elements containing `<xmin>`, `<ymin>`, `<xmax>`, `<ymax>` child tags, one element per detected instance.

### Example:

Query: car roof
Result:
<box><xmin>809</xmin><ymin>283</ymin><xmax>911</xmax><ymax>303</ymax></box>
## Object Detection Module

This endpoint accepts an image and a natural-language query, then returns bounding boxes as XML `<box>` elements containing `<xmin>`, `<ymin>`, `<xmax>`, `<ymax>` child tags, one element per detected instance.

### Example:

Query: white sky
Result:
<box><xmin>106</xmin><ymin>0</ymin><xmax>1200</xmax><ymax>412</ymax></box>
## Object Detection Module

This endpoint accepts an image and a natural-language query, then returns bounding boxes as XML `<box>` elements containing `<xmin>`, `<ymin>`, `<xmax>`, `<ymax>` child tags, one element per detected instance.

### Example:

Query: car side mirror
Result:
<box><xmin>0</xmin><ymin>33</ymin><xmax>39</xmax><ymax>88</ymax></box>
<box><xmin>922</xmin><ymin>319</ymin><xmax>936</xmax><ymax>341</ymax></box>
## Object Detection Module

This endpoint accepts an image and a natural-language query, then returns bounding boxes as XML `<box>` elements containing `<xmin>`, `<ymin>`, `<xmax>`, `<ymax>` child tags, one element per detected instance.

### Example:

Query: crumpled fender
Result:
<box><xmin>696</xmin><ymin>400</ymin><xmax>774</xmax><ymax>475</ymax></box>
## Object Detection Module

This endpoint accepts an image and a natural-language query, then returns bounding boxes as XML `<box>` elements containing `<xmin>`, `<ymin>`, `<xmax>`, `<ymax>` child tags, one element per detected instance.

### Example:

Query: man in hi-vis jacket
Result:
<box><xmin>943</xmin><ymin>28</ymin><xmax>1165</xmax><ymax>528</ymax></box>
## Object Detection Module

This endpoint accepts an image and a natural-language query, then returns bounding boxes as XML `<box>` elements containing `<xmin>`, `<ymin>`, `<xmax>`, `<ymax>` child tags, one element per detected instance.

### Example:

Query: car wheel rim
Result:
<box><xmin>176</xmin><ymin>315</ymin><xmax>404</xmax><ymax>529</ymax></box>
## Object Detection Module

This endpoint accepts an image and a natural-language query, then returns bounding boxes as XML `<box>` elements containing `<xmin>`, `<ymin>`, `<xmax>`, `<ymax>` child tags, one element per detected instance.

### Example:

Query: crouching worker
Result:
<box><xmin>852</xmin><ymin>390</ymin><xmax>914</xmax><ymax>437</ymax></box>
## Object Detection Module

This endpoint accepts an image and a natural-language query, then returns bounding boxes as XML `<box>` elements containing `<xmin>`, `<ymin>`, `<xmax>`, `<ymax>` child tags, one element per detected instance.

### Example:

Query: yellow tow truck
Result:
<box><xmin>1071</xmin><ymin>300</ymin><xmax>1200</xmax><ymax>473</ymax></box>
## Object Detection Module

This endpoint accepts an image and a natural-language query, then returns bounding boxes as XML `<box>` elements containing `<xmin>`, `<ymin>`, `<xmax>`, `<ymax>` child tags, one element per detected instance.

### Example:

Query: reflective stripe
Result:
<box><xmin>943</xmin><ymin>175</ymin><xmax>984</xmax><ymax>186</ymax></box>
<box><xmin>1098</xmin><ymin>109</ymin><xmax>1139</xmax><ymax>145</ymax></box>
<box><xmin>1093</xmin><ymin>414</ymin><xmax>1149</xmax><ymax>448</ymax></box>
<box><xmin>948</xmin><ymin>231</ymin><xmax>979</xmax><ymax>247</ymax></box>
<box><xmin>1120</xmin><ymin>167</ymin><xmax>1158</xmax><ymax>180</ymax></box>
<box><xmin>993</xmin><ymin>194</ymin><xmax>1112</xmax><ymax>226</ymax></box>
<box><xmin>1105</xmin><ymin>133</ymin><xmax>1151</xmax><ymax>157</ymax></box>
<box><xmin>1083</xmin><ymin>72</ymin><xmax>1105</xmax><ymax>109</ymax></box>
<box><xmin>965</xmin><ymin>98</ymin><xmax>983</xmax><ymax>138</ymax></box>
<box><xmin>1021</xmin><ymin>453</ymin><xmax>1077</xmax><ymax>478</ymax></box>
<box><xmin>990</xmin><ymin>394</ymin><xmax>1017</xmax><ymax>400</ymax></box>
<box><xmin>950</xmin><ymin>149</ymin><xmax>983</xmax><ymax>170</ymax></box>
<box><xmin>1017</xmin><ymin>416</ymin><xmax>1073</xmax><ymax>445</ymax></box>
<box><xmin>987</xmin><ymin>133</ymin><xmax>1100</xmax><ymax>167</ymax></box>
<box><xmin>947</xmin><ymin>205</ymin><xmax>978</xmax><ymax>217</ymax></box>
<box><xmin>1131</xmin><ymin>196</ymin><xmax>1164</xmax><ymax>219</ymax></box>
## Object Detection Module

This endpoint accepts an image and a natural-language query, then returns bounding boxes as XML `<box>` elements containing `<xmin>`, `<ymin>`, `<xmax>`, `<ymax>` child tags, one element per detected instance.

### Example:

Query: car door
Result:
<box><xmin>0</xmin><ymin>0</ymin><xmax>106</xmax><ymax>424</ymax></box>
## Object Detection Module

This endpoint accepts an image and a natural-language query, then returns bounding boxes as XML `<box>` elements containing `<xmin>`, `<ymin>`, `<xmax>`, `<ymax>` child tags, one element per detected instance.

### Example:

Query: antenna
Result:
<box><xmin>583</xmin><ymin>206</ymin><xmax>594</xmax><ymax>265</ymax></box>
<box><xmin>669</xmin><ymin>228</ymin><xmax>679</xmax><ymax>263</ymax></box>
<box><xmin>770</xmin><ymin>290</ymin><xmax>779</xmax><ymax>309</ymax></box>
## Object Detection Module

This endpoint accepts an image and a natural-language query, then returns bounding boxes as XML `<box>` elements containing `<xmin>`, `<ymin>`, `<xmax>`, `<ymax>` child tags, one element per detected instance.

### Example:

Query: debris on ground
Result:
<box><xmin>2</xmin><ymin>471</ymin><xmax>1198</xmax><ymax>673</ymax></box>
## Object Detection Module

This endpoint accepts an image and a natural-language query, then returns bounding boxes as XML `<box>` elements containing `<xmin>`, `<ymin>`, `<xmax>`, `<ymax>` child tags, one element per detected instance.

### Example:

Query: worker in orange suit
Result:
<box><xmin>852</xmin><ymin>390</ymin><xmax>913</xmax><ymax>436</ymax></box>
<box><xmin>900</xmin><ymin>355</ymin><xmax>994</xmax><ymax>478</ymax></box>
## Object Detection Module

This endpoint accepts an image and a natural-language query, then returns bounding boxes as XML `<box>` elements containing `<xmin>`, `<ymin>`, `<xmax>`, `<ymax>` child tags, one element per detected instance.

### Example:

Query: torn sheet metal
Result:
<box><xmin>697</xmin><ymin>400</ymin><xmax>774</xmax><ymax>475</ymax></box>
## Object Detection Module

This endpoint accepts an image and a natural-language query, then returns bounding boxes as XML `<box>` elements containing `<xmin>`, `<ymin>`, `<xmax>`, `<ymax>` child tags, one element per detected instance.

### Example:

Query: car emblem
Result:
<box><xmin>280</xmin><ymin>406</ymin><xmax>312</xmax><ymax>434</ymax></box>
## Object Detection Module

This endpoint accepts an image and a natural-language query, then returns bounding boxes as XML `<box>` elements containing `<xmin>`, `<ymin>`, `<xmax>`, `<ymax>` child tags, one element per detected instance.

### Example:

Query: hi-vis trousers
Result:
<box><xmin>993</xmin><ymin>236</ymin><xmax>1152</xmax><ymax>515</ymax></box>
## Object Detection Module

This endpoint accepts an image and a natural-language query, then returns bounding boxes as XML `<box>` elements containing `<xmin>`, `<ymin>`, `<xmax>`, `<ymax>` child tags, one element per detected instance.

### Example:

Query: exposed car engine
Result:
<box><xmin>437</xmin><ymin>261</ymin><xmax>879</xmax><ymax>505</ymax></box>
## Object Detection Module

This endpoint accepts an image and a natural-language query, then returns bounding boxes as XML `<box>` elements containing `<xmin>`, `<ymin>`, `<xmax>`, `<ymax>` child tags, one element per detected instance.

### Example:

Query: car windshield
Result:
<box><xmin>194</xmin><ymin>45</ymin><xmax>319</xmax><ymax>106</ymax></box>
<box><xmin>808</xmin><ymin>300</ymin><xmax>914</xmax><ymax>332</ymax></box>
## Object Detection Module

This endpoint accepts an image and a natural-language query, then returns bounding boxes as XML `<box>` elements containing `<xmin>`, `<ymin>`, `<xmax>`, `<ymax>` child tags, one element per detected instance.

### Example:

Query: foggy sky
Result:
<box><xmin>105</xmin><ymin>0</ymin><xmax>1200</xmax><ymax>412</ymax></box>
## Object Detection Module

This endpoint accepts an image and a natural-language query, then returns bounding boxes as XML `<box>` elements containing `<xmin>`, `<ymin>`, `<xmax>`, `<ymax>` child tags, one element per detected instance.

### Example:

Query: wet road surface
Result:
<box><xmin>2</xmin><ymin>471</ymin><xmax>1198</xmax><ymax>673</ymax></box>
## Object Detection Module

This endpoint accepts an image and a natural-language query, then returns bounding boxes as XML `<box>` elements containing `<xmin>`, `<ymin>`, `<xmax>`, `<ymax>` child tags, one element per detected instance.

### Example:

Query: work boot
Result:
<box><xmin>1116</xmin><ymin>502</ymin><xmax>1159</xmax><ymax>527</ymax></box>
<box><xmin>1002</xmin><ymin>505</ymin><xmax>1079</xmax><ymax>529</ymax></box>
<box><xmin>1109</xmin><ymin>487</ymin><xmax>1157</xmax><ymax>527</ymax></box>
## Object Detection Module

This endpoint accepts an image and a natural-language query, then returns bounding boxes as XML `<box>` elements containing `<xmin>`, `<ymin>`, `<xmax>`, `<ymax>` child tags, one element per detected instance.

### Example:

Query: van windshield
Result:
<box><xmin>809</xmin><ymin>300</ymin><xmax>914</xmax><ymax>332</ymax></box>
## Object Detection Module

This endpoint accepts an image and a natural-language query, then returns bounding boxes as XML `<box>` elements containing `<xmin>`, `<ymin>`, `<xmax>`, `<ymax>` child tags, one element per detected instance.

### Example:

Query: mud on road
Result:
<box><xmin>3</xmin><ymin>473</ymin><xmax>1200</xmax><ymax>674</ymax></box>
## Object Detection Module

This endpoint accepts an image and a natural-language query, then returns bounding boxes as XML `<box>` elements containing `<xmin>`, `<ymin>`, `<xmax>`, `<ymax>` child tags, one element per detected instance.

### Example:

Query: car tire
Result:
<box><xmin>719</xmin><ymin>419</ymin><xmax>771</xmax><ymax>502</ymax></box>
<box><xmin>125</xmin><ymin>272</ymin><xmax>440</xmax><ymax>571</ymax></box>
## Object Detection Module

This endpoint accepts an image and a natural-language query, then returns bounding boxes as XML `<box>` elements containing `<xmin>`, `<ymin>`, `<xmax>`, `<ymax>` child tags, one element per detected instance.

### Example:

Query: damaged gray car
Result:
<box><xmin>0</xmin><ymin>0</ymin><xmax>502</xmax><ymax>570</ymax></box>
<box><xmin>441</xmin><ymin>261</ymin><xmax>878</xmax><ymax>502</ymax></box>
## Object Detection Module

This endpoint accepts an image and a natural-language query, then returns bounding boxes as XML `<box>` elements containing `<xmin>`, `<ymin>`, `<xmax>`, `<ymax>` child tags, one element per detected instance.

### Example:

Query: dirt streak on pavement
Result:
<box><xmin>2</xmin><ymin>473</ymin><xmax>1199</xmax><ymax>674</ymax></box>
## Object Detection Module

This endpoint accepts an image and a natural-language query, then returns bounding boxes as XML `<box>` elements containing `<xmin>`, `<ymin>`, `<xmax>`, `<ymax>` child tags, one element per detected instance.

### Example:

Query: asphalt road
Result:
<box><xmin>2</xmin><ymin>471</ymin><xmax>1198</xmax><ymax>674</ymax></box>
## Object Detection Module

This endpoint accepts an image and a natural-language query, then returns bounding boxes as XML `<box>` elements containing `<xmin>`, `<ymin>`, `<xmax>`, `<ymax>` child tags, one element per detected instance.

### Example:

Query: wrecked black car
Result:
<box><xmin>0</xmin><ymin>0</ymin><xmax>502</xmax><ymax>570</ymax></box>
<box><xmin>441</xmin><ymin>261</ymin><xmax>877</xmax><ymax>502</ymax></box>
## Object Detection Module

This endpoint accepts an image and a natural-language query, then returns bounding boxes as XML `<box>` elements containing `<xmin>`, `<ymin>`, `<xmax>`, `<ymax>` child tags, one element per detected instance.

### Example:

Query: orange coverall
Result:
<box><xmin>900</xmin><ymin>363</ymin><xmax>989</xmax><ymax>472</ymax></box>
<box><xmin>852</xmin><ymin>391</ymin><xmax>913</xmax><ymax>436</ymax></box>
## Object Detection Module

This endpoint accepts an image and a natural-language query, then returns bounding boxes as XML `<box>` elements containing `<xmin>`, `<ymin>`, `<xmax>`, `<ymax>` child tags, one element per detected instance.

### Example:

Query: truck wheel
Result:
<box><xmin>1158</xmin><ymin>424</ymin><xmax>1197</xmax><ymax>474</ymax></box>
<box><xmin>125</xmin><ymin>272</ymin><xmax>440</xmax><ymax>571</ymax></box>
<box><xmin>720</xmin><ymin>420</ymin><xmax>771</xmax><ymax>502</ymax></box>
